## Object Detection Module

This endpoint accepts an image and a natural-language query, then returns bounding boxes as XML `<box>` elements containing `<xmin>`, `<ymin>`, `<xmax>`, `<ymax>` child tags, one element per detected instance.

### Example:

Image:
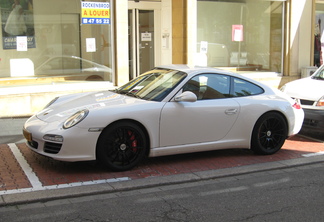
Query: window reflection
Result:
<box><xmin>197</xmin><ymin>0</ymin><xmax>284</xmax><ymax>73</ymax></box>
<box><xmin>0</xmin><ymin>0</ymin><xmax>113</xmax><ymax>84</ymax></box>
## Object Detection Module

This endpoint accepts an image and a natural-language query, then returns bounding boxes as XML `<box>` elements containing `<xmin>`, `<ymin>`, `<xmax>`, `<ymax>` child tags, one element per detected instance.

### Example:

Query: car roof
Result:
<box><xmin>156</xmin><ymin>64</ymin><xmax>226</xmax><ymax>73</ymax></box>
<box><xmin>156</xmin><ymin>64</ymin><xmax>245</xmax><ymax>79</ymax></box>
<box><xmin>155</xmin><ymin>64</ymin><xmax>273</xmax><ymax>91</ymax></box>
<box><xmin>157</xmin><ymin>64</ymin><xmax>234</xmax><ymax>75</ymax></box>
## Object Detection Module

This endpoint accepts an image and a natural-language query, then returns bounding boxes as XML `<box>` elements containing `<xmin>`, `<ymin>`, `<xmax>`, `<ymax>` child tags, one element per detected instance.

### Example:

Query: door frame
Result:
<box><xmin>128</xmin><ymin>2</ymin><xmax>161</xmax><ymax>78</ymax></box>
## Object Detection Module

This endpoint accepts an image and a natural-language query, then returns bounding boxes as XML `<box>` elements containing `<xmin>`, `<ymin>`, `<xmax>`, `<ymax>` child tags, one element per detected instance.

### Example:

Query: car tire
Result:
<box><xmin>251</xmin><ymin>112</ymin><xmax>287</xmax><ymax>155</ymax></box>
<box><xmin>96</xmin><ymin>121</ymin><xmax>148</xmax><ymax>171</ymax></box>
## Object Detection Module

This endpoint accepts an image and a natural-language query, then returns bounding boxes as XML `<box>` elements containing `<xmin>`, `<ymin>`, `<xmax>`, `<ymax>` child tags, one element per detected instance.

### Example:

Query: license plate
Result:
<box><xmin>23</xmin><ymin>128</ymin><xmax>32</xmax><ymax>142</ymax></box>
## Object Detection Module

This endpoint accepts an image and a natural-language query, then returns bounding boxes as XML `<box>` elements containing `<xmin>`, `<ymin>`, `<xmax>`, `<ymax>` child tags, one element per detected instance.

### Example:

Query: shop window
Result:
<box><xmin>197</xmin><ymin>0</ymin><xmax>284</xmax><ymax>73</ymax></box>
<box><xmin>0</xmin><ymin>0</ymin><xmax>113</xmax><ymax>84</ymax></box>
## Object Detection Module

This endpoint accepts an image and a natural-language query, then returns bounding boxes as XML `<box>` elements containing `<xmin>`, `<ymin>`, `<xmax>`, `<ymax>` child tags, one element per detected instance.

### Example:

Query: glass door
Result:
<box><xmin>128</xmin><ymin>2</ymin><xmax>161</xmax><ymax>80</ymax></box>
<box><xmin>129</xmin><ymin>9</ymin><xmax>155</xmax><ymax>79</ymax></box>
<box><xmin>138</xmin><ymin>10</ymin><xmax>155</xmax><ymax>75</ymax></box>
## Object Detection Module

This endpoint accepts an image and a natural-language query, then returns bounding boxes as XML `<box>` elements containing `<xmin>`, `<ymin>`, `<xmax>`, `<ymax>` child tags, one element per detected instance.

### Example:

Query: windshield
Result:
<box><xmin>115</xmin><ymin>69</ymin><xmax>187</xmax><ymax>101</ymax></box>
<box><xmin>312</xmin><ymin>68</ymin><xmax>324</xmax><ymax>80</ymax></box>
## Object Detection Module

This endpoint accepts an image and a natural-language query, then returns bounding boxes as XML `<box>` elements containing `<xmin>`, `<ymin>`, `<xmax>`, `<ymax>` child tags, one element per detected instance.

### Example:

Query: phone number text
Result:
<box><xmin>82</xmin><ymin>18</ymin><xmax>110</xmax><ymax>24</ymax></box>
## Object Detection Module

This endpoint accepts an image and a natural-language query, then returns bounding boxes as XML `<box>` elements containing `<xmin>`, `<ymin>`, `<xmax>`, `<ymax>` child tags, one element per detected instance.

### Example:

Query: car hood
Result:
<box><xmin>283</xmin><ymin>77</ymin><xmax>324</xmax><ymax>100</ymax></box>
<box><xmin>36</xmin><ymin>90</ymin><xmax>145</xmax><ymax>122</ymax></box>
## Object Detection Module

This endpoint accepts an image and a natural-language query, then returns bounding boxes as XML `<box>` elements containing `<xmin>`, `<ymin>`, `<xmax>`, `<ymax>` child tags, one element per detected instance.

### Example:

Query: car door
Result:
<box><xmin>159</xmin><ymin>73</ymin><xmax>240</xmax><ymax>147</ymax></box>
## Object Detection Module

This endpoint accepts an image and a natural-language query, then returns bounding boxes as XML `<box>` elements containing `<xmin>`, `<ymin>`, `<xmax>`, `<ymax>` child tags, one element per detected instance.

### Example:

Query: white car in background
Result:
<box><xmin>34</xmin><ymin>55</ymin><xmax>112</xmax><ymax>81</ymax></box>
<box><xmin>280</xmin><ymin>65</ymin><xmax>324</xmax><ymax>134</ymax></box>
<box><xmin>23</xmin><ymin>65</ymin><xmax>304</xmax><ymax>171</ymax></box>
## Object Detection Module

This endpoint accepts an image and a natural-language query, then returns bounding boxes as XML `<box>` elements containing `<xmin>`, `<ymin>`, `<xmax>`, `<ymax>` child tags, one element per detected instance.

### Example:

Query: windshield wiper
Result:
<box><xmin>125</xmin><ymin>92</ymin><xmax>142</xmax><ymax>99</ymax></box>
<box><xmin>312</xmin><ymin>76</ymin><xmax>324</xmax><ymax>80</ymax></box>
<box><xmin>112</xmin><ymin>89</ymin><xmax>128</xmax><ymax>94</ymax></box>
<box><xmin>109</xmin><ymin>89</ymin><xmax>118</xmax><ymax>93</ymax></box>
<box><xmin>110</xmin><ymin>89</ymin><xmax>141</xmax><ymax>98</ymax></box>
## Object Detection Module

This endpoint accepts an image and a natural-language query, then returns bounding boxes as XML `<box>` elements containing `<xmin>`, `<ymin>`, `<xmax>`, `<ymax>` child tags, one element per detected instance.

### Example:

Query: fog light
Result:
<box><xmin>43</xmin><ymin>134</ymin><xmax>64</xmax><ymax>143</ymax></box>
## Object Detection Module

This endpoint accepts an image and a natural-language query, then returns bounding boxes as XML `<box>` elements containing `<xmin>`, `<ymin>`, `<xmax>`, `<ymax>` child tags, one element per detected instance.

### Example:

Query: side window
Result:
<box><xmin>183</xmin><ymin>74</ymin><xmax>230</xmax><ymax>100</ymax></box>
<box><xmin>232</xmin><ymin>77</ymin><xmax>264</xmax><ymax>97</ymax></box>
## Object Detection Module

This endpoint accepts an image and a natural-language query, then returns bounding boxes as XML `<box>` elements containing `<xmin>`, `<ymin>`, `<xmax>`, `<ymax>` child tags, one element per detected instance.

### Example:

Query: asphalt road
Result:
<box><xmin>0</xmin><ymin>161</ymin><xmax>323</xmax><ymax>221</ymax></box>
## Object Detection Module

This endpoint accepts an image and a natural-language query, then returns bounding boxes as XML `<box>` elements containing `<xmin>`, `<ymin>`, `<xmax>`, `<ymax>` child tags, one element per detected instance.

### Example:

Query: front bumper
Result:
<box><xmin>302</xmin><ymin>108</ymin><xmax>324</xmax><ymax>133</ymax></box>
<box><xmin>23</xmin><ymin>116</ymin><xmax>101</xmax><ymax>161</ymax></box>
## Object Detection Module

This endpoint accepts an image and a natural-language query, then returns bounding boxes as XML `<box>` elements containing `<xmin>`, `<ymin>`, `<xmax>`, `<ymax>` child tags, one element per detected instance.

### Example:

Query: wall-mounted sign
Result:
<box><xmin>141</xmin><ymin>32</ymin><xmax>152</xmax><ymax>42</ymax></box>
<box><xmin>1</xmin><ymin>1</ymin><xmax>36</xmax><ymax>50</ymax></box>
<box><xmin>16</xmin><ymin>36</ymin><xmax>28</xmax><ymax>51</ymax></box>
<box><xmin>81</xmin><ymin>2</ymin><xmax>110</xmax><ymax>25</ymax></box>
<box><xmin>200</xmin><ymin>41</ymin><xmax>208</xmax><ymax>53</ymax></box>
<box><xmin>86</xmin><ymin>38</ymin><xmax>96</xmax><ymax>52</ymax></box>
<box><xmin>232</xmin><ymin>25</ymin><xmax>243</xmax><ymax>42</ymax></box>
<box><xmin>2</xmin><ymin>36</ymin><xmax>36</xmax><ymax>50</ymax></box>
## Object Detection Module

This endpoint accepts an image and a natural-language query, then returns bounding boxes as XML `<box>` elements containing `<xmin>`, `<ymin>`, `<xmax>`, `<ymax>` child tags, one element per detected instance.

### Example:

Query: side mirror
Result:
<box><xmin>174</xmin><ymin>91</ymin><xmax>197</xmax><ymax>102</ymax></box>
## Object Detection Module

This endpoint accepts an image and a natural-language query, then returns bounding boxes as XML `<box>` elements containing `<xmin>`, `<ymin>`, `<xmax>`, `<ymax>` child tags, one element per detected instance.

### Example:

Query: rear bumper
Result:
<box><xmin>302</xmin><ymin>108</ymin><xmax>324</xmax><ymax>133</ymax></box>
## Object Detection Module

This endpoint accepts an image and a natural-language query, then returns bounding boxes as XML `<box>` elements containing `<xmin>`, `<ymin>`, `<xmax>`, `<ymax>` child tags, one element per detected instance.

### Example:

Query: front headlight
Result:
<box><xmin>63</xmin><ymin>109</ymin><xmax>89</xmax><ymax>129</ymax></box>
<box><xmin>316</xmin><ymin>96</ymin><xmax>324</xmax><ymax>107</ymax></box>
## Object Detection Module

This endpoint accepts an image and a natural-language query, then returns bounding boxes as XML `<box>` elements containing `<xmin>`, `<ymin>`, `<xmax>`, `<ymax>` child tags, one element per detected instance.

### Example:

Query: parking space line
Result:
<box><xmin>0</xmin><ymin>177</ymin><xmax>131</xmax><ymax>195</ymax></box>
<box><xmin>1</xmin><ymin>143</ymin><xmax>132</xmax><ymax>195</ymax></box>
<box><xmin>302</xmin><ymin>151</ymin><xmax>324</xmax><ymax>157</ymax></box>
<box><xmin>8</xmin><ymin>143</ymin><xmax>43</xmax><ymax>189</ymax></box>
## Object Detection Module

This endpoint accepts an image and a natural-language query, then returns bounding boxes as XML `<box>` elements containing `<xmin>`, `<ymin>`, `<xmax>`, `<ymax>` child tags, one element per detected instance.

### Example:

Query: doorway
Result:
<box><xmin>128</xmin><ymin>2</ymin><xmax>161</xmax><ymax>80</ymax></box>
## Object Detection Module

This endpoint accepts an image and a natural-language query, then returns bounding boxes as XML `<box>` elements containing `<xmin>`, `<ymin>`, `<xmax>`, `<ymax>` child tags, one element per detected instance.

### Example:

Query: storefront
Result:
<box><xmin>0</xmin><ymin>0</ymin><xmax>297</xmax><ymax>86</ymax></box>
<box><xmin>188</xmin><ymin>0</ymin><xmax>314</xmax><ymax>83</ymax></box>
<box><xmin>0</xmin><ymin>0</ymin><xmax>319</xmax><ymax>117</ymax></box>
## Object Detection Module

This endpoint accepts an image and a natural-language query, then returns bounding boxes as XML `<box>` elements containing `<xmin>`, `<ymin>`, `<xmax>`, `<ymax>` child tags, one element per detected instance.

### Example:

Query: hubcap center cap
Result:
<box><xmin>120</xmin><ymin>144</ymin><xmax>127</xmax><ymax>151</ymax></box>
<box><xmin>266</xmin><ymin>130</ymin><xmax>272</xmax><ymax>137</ymax></box>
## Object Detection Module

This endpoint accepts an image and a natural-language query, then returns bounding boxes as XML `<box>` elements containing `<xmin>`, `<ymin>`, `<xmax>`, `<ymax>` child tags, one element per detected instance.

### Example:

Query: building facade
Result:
<box><xmin>0</xmin><ymin>0</ymin><xmax>321</xmax><ymax>117</ymax></box>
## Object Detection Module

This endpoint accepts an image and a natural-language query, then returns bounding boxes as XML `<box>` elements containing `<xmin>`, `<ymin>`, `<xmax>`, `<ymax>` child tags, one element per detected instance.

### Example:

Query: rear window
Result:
<box><xmin>232</xmin><ymin>77</ymin><xmax>264</xmax><ymax>97</ymax></box>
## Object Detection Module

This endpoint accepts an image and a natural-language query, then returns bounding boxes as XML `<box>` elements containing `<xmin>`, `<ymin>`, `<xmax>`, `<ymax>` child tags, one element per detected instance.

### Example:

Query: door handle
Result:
<box><xmin>225</xmin><ymin>108</ymin><xmax>238</xmax><ymax>115</ymax></box>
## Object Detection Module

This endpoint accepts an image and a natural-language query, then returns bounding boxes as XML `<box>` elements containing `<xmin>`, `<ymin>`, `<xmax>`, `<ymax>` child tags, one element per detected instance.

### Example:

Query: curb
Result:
<box><xmin>0</xmin><ymin>117</ymin><xmax>28</xmax><ymax>136</ymax></box>
<box><xmin>1</xmin><ymin>154</ymin><xmax>323</xmax><ymax>207</ymax></box>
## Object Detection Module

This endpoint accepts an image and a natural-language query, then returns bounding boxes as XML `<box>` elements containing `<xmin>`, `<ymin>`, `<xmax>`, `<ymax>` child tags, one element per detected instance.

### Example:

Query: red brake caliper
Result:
<box><xmin>128</xmin><ymin>130</ymin><xmax>137</xmax><ymax>152</ymax></box>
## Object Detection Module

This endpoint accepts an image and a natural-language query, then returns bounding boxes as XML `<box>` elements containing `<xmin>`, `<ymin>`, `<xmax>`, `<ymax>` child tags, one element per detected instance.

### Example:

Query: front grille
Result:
<box><xmin>303</xmin><ymin>118</ymin><xmax>318</xmax><ymax>127</ymax></box>
<box><xmin>300</xmin><ymin>99</ymin><xmax>314</xmax><ymax>106</ymax></box>
<box><xmin>44</xmin><ymin>142</ymin><xmax>62</xmax><ymax>154</ymax></box>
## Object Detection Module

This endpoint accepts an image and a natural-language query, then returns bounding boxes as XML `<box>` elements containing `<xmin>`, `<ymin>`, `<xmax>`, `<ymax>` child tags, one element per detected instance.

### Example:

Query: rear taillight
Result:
<box><xmin>292</xmin><ymin>103</ymin><xmax>301</xmax><ymax>109</ymax></box>
<box><xmin>292</xmin><ymin>99</ymin><xmax>301</xmax><ymax>109</ymax></box>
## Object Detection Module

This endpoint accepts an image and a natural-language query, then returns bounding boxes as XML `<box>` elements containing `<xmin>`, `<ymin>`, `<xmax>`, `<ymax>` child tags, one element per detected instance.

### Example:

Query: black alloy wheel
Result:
<box><xmin>251</xmin><ymin>112</ymin><xmax>287</xmax><ymax>155</ymax></box>
<box><xmin>97</xmin><ymin>121</ymin><xmax>148</xmax><ymax>171</ymax></box>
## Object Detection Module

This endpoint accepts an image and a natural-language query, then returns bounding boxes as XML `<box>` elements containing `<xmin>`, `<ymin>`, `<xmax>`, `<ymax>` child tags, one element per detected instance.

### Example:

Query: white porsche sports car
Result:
<box><xmin>23</xmin><ymin>65</ymin><xmax>304</xmax><ymax>171</ymax></box>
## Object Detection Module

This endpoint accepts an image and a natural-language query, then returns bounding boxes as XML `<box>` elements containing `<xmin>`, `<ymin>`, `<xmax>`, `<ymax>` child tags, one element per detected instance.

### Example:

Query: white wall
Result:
<box><xmin>289</xmin><ymin>0</ymin><xmax>313</xmax><ymax>76</ymax></box>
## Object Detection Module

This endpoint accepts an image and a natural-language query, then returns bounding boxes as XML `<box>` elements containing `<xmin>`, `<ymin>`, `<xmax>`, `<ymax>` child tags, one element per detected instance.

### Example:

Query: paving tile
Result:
<box><xmin>0</xmin><ymin>144</ymin><xmax>32</xmax><ymax>191</ymax></box>
<box><xmin>0</xmin><ymin>134</ymin><xmax>323</xmax><ymax>193</ymax></box>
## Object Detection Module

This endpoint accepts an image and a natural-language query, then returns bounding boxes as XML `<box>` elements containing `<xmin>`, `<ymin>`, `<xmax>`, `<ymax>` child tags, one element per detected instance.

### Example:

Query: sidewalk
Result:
<box><xmin>0</xmin><ymin>81</ymin><xmax>114</xmax><ymax>118</ymax></box>
<box><xmin>1</xmin><ymin>154</ymin><xmax>324</xmax><ymax>207</ymax></box>
<box><xmin>0</xmin><ymin>117</ymin><xmax>27</xmax><ymax>137</ymax></box>
<box><xmin>1</xmin><ymin>134</ymin><xmax>324</xmax><ymax>206</ymax></box>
